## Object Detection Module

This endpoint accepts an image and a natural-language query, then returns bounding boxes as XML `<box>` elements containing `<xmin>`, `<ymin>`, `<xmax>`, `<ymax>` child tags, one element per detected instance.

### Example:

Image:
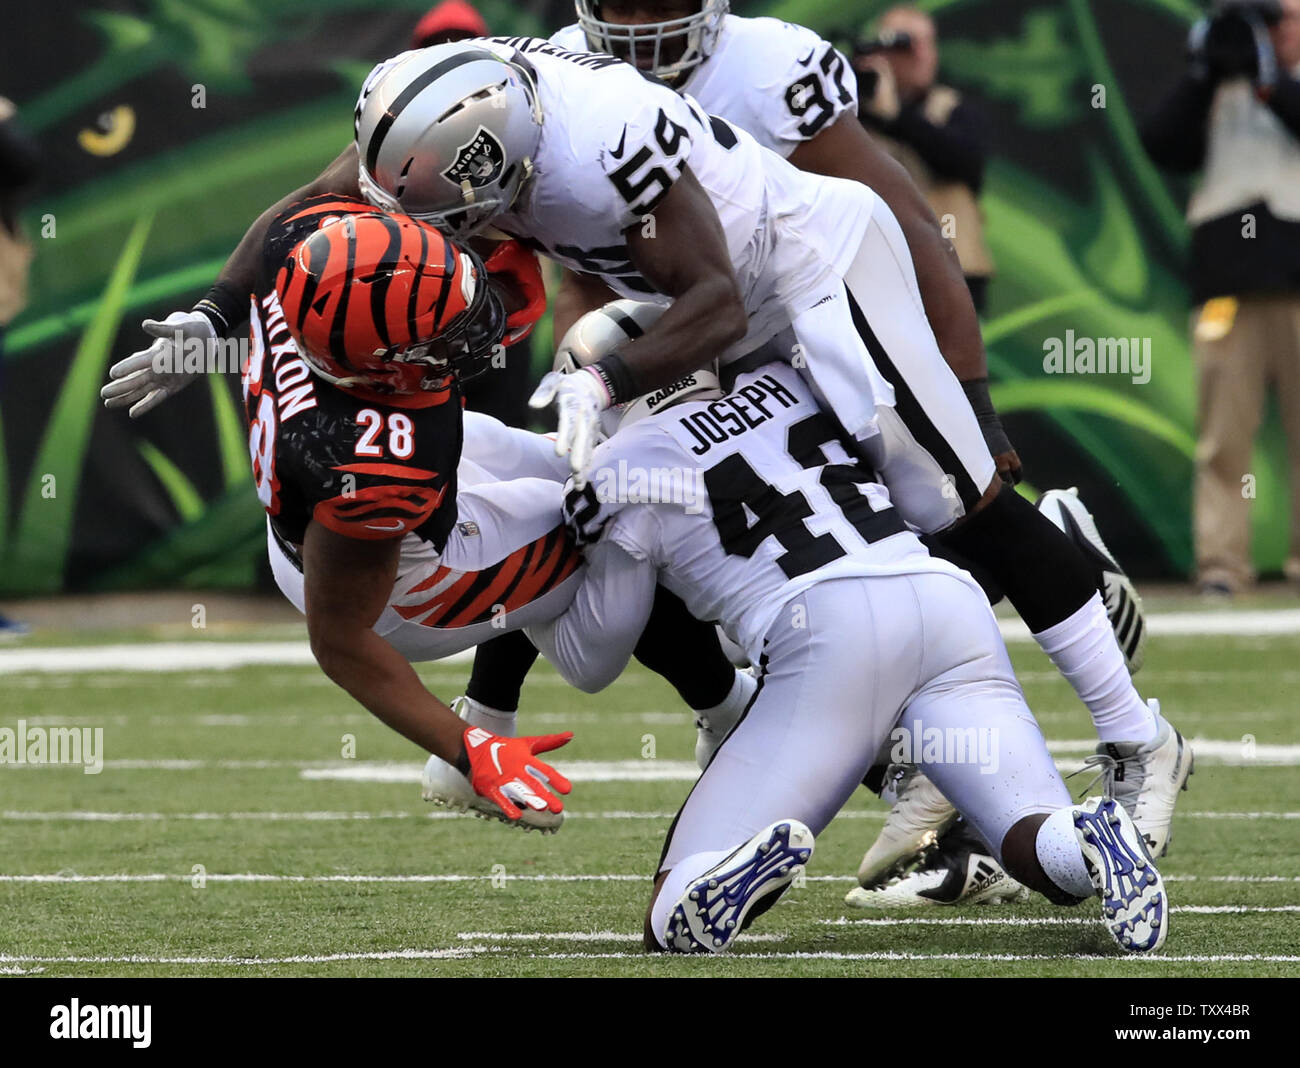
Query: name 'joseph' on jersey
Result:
<box><xmin>563</xmin><ymin>364</ymin><xmax>955</xmax><ymax>659</ymax></box>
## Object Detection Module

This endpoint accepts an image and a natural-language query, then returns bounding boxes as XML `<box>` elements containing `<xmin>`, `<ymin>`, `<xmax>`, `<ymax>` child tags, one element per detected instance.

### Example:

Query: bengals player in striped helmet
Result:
<box><xmin>247</xmin><ymin>193</ymin><xmax>577</xmax><ymax>829</ymax></box>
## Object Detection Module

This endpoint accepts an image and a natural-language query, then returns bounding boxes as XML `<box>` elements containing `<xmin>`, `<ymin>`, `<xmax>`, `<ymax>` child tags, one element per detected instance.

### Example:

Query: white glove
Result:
<box><xmin>100</xmin><ymin>311</ymin><xmax>215</xmax><ymax>418</ymax></box>
<box><xmin>528</xmin><ymin>369</ymin><xmax>611</xmax><ymax>489</ymax></box>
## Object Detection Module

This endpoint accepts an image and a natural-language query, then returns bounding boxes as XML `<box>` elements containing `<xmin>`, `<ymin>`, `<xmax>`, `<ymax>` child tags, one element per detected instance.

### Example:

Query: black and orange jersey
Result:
<box><xmin>243</xmin><ymin>195</ymin><xmax>462</xmax><ymax>551</ymax></box>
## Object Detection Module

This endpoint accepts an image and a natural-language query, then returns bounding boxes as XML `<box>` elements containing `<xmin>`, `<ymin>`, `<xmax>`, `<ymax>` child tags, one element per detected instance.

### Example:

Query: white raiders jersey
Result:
<box><xmin>550</xmin><ymin>15</ymin><xmax>857</xmax><ymax>159</ymax></box>
<box><xmin>562</xmin><ymin>363</ymin><xmax>957</xmax><ymax>661</ymax></box>
<box><xmin>465</xmin><ymin>36</ymin><xmax>876</xmax><ymax>359</ymax></box>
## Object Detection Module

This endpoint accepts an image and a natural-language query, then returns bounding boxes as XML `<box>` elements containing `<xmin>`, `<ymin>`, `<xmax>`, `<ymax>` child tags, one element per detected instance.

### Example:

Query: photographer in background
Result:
<box><xmin>853</xmin><ymin>5</ymin><xmax>994</xmax><ymax>312</ymax></box>
<box><xmin>1141</xmin><ymin>0</ymin><xmax>1300</xmax><ymax>598</ymax></box>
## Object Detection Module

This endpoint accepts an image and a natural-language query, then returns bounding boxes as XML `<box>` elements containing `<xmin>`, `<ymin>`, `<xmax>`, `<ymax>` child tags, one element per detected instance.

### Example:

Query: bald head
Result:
<box><xmin>1275</xmin><ymin>0</ymin><xmax>1300</xmax><ymax>70</ymax></box>
<box><xmin>877</xmin><ymin>5</ymin><xmax>940</xmax><ymax>97</ymax></box>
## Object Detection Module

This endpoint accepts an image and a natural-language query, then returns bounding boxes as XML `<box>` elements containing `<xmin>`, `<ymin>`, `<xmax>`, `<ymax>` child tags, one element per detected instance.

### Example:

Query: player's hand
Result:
<box><xmin>529</xmin><ymin>369</ymin><xmax>610</xmax><ymax>489</ymax></box>
<box><xmin>858</xmin><ymin>55</ymin><xmax>900</xmax><ymax>121</ymax></box>
<box><xmin>100</xmin><ymin>311</ymin><xmax>214</xmax><ymax>417</ymax></box>
<box><xmin>461</xmin><ymin>726</ymin><xmax>574</xmax><ymax>821</ymax></box>
<box><xmin>994</xmin><ymin>447</ymin><xmax>1022</xmax><ymax>486</ymax></box>
<box><xmin>484</xmin><ymin>240</ymin><xmax>547</xmax><ymax>345</ymax></box>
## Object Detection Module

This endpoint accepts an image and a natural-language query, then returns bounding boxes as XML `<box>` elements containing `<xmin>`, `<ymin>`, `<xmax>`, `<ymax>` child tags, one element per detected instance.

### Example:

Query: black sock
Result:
<box><xmin>634</xmin><ymin>585</ymin><xmax>735</xmax><ymax>711</ymax></box>
<box><xmin>938</xmin><ymin>482</ymin><xmax>1098</xmax><ymax>634</ymax></box>
<box><xmin>465</xmin><ymin>630</ymin><xmax>539</xmax><ymax>712</ymax></box>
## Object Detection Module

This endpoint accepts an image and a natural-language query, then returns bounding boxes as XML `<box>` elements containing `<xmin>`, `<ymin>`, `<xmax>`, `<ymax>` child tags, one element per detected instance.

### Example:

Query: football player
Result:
<box><xmin>547</xmin><ymin>2</ymin><xmax>1187</xmax><ymax>900</ymax></box>
<box><xmin>103</xmin><ymin>34</ymin><xmax>1188</xmax><ymax>878</ymax></box>
<box><xmin>526</xmin><ymin>300</ymin><xmax>1169</xmax><ymax>955</ymax></box>
<box><xmin>222</xmin><ymin>194</ymin><xmax>756</xmax><ymax>830</ymax></box>
<box><xmin>235</xmin><ymin>193</ymin><xmax>575</xmax><ymax>828</ymax></box>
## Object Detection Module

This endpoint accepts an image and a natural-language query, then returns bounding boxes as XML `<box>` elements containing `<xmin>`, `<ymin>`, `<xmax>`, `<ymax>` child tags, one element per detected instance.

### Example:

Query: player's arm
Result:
<box><xmin>302</xmin><ymin>520</ymin><xmax>467</xmax><ymax>760</ymax></box>
<box><xmin>214</xmin><ymin>143</ymin><xmax>360</xmax><ymax>304</ymax></box>
<box><xmin>616</xmin><ymin>166</ymin><xmax>748</xmax><ymax>390</ymax></box>
<box><xmin>787</xmin><ymin>115</ymin><xmax>1020</xmax><ymax>483</ymax></box>
<box><xmin>553</xmin><ymin>267</ymin><xmax>619</xmax><ymax>347</ymax></box>
<box><xmin>102</xmin><ymin>144</ymin><xmax>360</xmax><ymax>418</ymax></box>
<box><xmin>303</xmin><ymin>518</ymin><xmax>573</xmax><ymax>819</ymax></box>
<box><xmin>527</xmin><ymin>537</ymin><xmax>658</xmax><ymax>693</ymax></box>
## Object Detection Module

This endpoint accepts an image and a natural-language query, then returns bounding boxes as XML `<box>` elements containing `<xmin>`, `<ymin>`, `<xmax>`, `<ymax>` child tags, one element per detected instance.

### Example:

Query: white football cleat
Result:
<box><xmin>1073</xmin><ymin>795</ymin><xmax>1167</xmax><ymax>953</ymax></box>
<box><xmin>663</xmin><ymin>819</ymin><xmax>813</xmax><ymax>953</ymax></box>
<box><xmin>1091</xmin><ymin>702</ymin><xmax>1193</xmax><ymax>857</ymax></box>
<box><xmin>1038</xmin><ymin>487</ymin><xmax>1147</xmax><ymax>674</ymax></box>
<box><xmin>420</xmin><ymin>698</ymin><xmax>563</xmax><ymax>834</ymax></box>
<box><xmin>856</xmin><ymin>766</ymin><xmax>959</xmax><ymax>888</ymax></box>
<box><xmin>846</xmin><ymin>820</ymin><xmax>1030</xmax><ymax>909</ymax></box>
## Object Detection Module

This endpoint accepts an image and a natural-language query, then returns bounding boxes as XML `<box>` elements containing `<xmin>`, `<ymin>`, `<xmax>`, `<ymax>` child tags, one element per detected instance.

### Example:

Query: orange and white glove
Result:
<box><xmin>484</xmin><ymin>239</ymin><xmax>546</xmax><ymax>345</ymax></box>
<box><xmin>461</xmin><ymin>726</ymin><xmax>574</xmax><ymax>821</ymax></box>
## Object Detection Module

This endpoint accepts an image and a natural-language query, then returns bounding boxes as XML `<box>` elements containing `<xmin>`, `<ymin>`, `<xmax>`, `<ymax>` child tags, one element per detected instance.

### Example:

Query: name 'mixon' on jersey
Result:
<box><xmin>241</xmin><ymin>196</ymin><xmax>462</xmax><ymax>556</ymax></box>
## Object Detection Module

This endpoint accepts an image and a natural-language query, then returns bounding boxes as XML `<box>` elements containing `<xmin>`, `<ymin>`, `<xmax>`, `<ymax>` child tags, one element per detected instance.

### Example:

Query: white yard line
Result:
<box><xmin>0</xmin><ymin>946</ymin><xmax>1292</xmax><ymax>966</ymax></box>
<box><xmin>0</xmin><ymin>872</ymin><xmax>1294</xmax><ymax>884</ymax></box>
<box><xmin>2</xmin><ymin>607</ymin><xmax>1299</xmax><ymax>676</ymax></box>
<box><xmin>455</xmin><ymin>930</ymin><xmax>787</xmax><ymax>942</ymax></box>
<box><xmin>0</xmin><ymin>808</ymin><xmax>1296</xmax><ymax>822</ymax></box>
<box><xmin>0</xmin><ymin>642</ymin><xmax>473</xmax><ymax>674</ymax></box>
<box><xmin>997</xmin><ymin>608</ymin><xmax>1300</xmax><ymax>641</ymax></box>
<box><xmin>499</xmin><ymin>950</ymin><xmax>1300</xmax><ymax>963</ymax></box>
<box><xmin>824</xmin><ymin>906</ymin><xmax>1300</xmax><ymax>926</ymax></box>
<box><xmin>299</xmin><ymin>760</ymin><xmax>702</xmax><ymax>783</ymax></box>
<box><xmin>0</xmin><ymin>948</ymin><xmax>485</xmax><ymax>966</ymax></box>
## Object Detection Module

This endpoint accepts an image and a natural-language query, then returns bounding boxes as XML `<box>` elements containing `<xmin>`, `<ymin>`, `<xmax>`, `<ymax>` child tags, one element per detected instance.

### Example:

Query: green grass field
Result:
<box><xmin>1</xmin><ymin>614</ymin><xmax>1298</xmax><ymax>977</ymax></box>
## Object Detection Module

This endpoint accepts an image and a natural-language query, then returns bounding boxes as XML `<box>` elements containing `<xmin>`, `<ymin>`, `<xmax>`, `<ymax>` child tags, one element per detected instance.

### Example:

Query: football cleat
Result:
<box><xmin>419</xmin><ymin>698</ymin><xmax>563</xmax><ymax>834</ymax></box>
<box><xmin>856</xmin><ymin>765</ymin><xmax>959</xmax><ymax>888</ymax></box>
<box><xmin>1038</xmin><ymin>487</ymin><xmax>1147</xmax><ymax>674</ymax></box>
<box><xmin>845</xmin><ymin>819</ymin><xmax>1030</xmax><ymax>909</ymax></box>
<box><xmin>664</xmin><ymin>819</ymin><xmax>813</xmax><ymax>953</ymax></box>
<box><xmin>1087</xmin><ymin>702</ymin><xmax>1193</xmax><ymax>858</ymax></box>
<box><xmin>1073</xmin><ymin>795</ymin><xmax>1167</xmax><ymax>953</ymax></box>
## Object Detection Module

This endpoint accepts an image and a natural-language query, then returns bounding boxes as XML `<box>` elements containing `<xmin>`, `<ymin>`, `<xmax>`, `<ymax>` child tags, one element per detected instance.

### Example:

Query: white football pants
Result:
<box><xmin>657</xmin><ymin>568</ymin><xmax>1072</xmax><ymax>875</ymax></box>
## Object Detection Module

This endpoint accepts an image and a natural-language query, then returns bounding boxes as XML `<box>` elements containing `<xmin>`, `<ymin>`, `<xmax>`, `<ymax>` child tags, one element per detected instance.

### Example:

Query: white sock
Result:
<box><xmin>458</xmin><ymin>696</ymin><xmax>518</xmax><ymax>738</ymax></box>
<box><xmin>1035</xmin><ymin>807</ymin><xmax>1095</xmax><ymax>900</ymax></box>
<box><xmin>692</xmin><ymin>669</ymin><xmax>757</xmax><ymax>734</ymax></box>
<box><xmin>649</xmin><ymin>847</ymin><xmax>734</xmax><ymax>949</ymax></box>
<box><xmin>1032</xmin><ymin>593</ymin><xmax>1157</xmax><ymax>743</ymax></box>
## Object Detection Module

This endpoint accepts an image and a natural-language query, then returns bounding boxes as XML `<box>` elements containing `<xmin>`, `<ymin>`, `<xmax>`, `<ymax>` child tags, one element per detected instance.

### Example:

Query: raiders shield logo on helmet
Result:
<box><xmin>443</xmin><ymin>126</ymin><xmax>506</xmax><ymax>190</ymax></box>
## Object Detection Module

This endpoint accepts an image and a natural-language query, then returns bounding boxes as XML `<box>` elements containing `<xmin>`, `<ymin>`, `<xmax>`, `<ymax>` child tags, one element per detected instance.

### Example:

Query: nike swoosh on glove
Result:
<box><xmin>462</xmin><ymin>726</ymin><xmax>574</xmax><ymax>821</ymax></box>
<box><xmin>528</xmin><ymin>368</ymin><xmax>610</xmax><ymax>489</ymax></box>
<box><xmin>100</xmin><ymin>311</ymin><xmax>215</xmax><ymax>417</ymax></box>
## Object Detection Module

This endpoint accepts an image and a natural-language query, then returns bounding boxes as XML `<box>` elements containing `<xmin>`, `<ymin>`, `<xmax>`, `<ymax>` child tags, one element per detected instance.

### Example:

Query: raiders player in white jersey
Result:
<box><xmin>104</xmin><ymin>28</ymin><xmax>1188</xmax><ymax>886</ymax></box>
<box><xmin>526</xmin><ymin>302</ymin><xmax>1169</xmax><ymax>955</ymax></box>
<box><xmin>546</xmin><ymin>2</ymin><xmax>1190</xmax><ymax>899</ymax></box>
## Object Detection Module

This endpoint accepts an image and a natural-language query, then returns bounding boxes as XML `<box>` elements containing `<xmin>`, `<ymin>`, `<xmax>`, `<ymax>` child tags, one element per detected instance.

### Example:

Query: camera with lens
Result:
<box><xmin>852</xmin><ymin>30</ymin><xmax>913</xmax><ymax>101</ymax></box>
<box><xmin>1188</xmin><ymin>0</ymin><xmax>1283</xmax><ymax>85</ymax></box>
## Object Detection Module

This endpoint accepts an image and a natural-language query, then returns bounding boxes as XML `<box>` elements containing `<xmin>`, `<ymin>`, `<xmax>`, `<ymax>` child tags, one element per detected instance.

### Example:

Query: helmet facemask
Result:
<box><xmin>575</xmin><ymin>1</ymin><xmax>728</xmax><ymax>85</ymax></box>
